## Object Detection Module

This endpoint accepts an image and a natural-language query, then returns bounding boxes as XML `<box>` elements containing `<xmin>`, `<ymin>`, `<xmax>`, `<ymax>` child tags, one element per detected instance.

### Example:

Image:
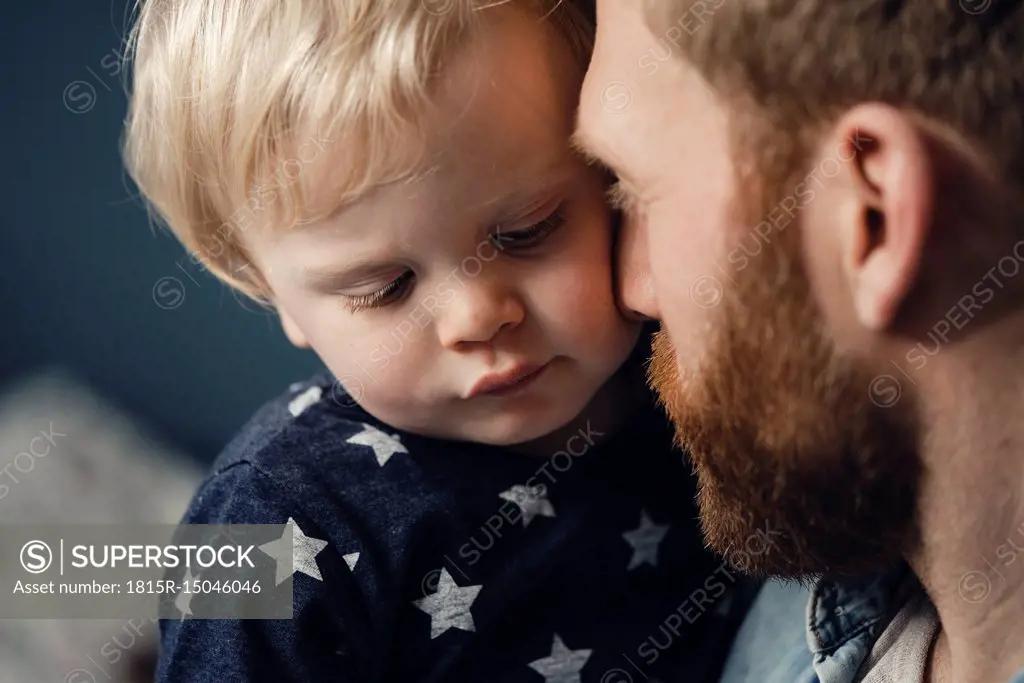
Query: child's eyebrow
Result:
<box><xmin>299</xmin><ymin>262</ymin><xmax>394</xmax><ymax>291</ymax></box>
<box><xmin>299</xmin><ymin>268</ymin><xmax>355</xmax><ymax>292</ymax></box>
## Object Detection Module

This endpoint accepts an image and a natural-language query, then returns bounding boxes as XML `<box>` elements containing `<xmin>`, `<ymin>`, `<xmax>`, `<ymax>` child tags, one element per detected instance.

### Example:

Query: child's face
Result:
<box><xmin>249</xmin><ymin>7</ymin><xmax>641</xmax><ymax>445</ymax></box>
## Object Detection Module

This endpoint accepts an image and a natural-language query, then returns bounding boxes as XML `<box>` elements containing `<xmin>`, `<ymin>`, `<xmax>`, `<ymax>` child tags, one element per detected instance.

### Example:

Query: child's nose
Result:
<box><xmin>436</xmin><ymin>283</ymin><xmax>525</xmax><ymax>349</ymax></box>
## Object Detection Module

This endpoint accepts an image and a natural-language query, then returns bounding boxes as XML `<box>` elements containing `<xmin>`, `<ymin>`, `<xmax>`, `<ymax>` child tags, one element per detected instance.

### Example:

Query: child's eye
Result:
<box><xmin>341</xmin><ymin>270</ymin><xmax>415</xmax><ymax>313</ymax></box>
<box><xmin>491</xmin><ymin>205</ymin><xmax>567</xmax><ymax>251</ymax></box>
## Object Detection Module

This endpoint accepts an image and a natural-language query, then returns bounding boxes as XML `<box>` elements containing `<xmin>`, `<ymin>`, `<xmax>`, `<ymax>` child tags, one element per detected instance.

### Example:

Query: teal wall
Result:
<box><xmin>1</xmin><ymin>0</ymin><xmax>322</xmax><ymax>462</ymax></box>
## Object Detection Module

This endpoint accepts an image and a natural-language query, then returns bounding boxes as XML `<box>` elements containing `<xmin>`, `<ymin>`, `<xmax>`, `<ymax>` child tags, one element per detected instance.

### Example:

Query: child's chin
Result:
<box><xmin>477</xmin><ymin>417</ymin><xmax>559</xmax><ymax>448</ymax></box>
<box><xmin>477</xmin><ymin>405</ymin><xmax>586</xmax><ymax>452</ymax></box>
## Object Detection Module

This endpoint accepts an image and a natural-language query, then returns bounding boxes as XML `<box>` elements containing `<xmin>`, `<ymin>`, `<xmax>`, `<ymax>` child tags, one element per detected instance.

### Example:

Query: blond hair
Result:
<box><xmin>123</xmin><ymin>0</ymin><xmax>593</xmax><ymax>299</ymax></box>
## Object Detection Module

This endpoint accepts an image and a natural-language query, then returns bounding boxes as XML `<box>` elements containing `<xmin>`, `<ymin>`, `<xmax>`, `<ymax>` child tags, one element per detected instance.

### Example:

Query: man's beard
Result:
<box><xmin>648</xmin><ymin>198</ymin><xmax>923</xmax><ymax>581</ymax></box>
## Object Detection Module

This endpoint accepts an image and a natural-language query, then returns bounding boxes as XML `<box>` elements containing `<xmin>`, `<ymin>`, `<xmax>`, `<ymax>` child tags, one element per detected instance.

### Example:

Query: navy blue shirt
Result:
<box><xmin>157</xmin><ymin>365</ymin><xmax>756</xmax><ymax>683</ymax></box>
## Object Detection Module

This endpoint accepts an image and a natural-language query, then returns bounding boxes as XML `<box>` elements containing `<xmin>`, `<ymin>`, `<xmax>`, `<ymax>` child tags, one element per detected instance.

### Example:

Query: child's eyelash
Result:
<box><xmin>492</xmin><ymin>206</ymin><xmax>566</xmax><ymax>249</ymax></box>
<box><xmin>341</xmin><ymin>207</ymin><xmax>566</xmax><ymax>313</ymax></box>
<box><xmin>342</xmin><ymin>271</ymin><xmax>415</xmax><ymax>313</ymax></box>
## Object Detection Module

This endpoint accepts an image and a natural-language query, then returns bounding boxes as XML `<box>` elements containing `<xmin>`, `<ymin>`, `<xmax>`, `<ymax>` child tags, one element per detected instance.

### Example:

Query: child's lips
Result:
<box><xmin>466</xmin><ymin>361</ymin><xmax>550</xmax><ymax>398</ymax></box>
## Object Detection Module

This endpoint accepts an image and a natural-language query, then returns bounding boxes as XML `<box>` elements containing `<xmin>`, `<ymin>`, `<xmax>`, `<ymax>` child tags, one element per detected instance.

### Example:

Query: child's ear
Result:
<box><xmin>279</xmin><ymin>309</ymin><xmax>311</xmax><ymax>349</ymax></box>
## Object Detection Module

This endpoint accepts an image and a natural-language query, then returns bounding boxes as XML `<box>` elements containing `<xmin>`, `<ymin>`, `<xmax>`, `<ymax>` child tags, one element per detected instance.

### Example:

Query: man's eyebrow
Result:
<box><xmin>570</xmin><ymin>123</ymin><xmax>642</xmax><ymax>211</ymax></box>
<box><xmin>568</xmin><ymin>127</ymin><xmax>607</xmax><ymax>169</ymax></box>
<box><xmin>570</xmin><ymin>124</ymin><xmax>635</xmax><ymax>190</ymax></box>
<box><xmin>606</xmin><ymin>180</ymin><xmax>640</xmax><ymax>214</ymax></box>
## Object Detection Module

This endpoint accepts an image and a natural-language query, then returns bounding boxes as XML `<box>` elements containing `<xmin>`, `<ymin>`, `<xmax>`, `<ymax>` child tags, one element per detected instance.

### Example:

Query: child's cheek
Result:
<box><xmin>326</xmin><ymin>319</ymin><xmax>431</xmax><ymax>408</ymax></box>
<box><xmin>531</xmin><ymin>240</ymin><xmax>622</xmax><ymax>338</ymax></box>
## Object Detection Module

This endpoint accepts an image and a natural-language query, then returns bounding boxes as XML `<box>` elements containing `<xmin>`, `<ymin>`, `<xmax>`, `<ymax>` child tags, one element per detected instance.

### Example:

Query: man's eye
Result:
<box><xmin>341</xmin><ymin>270</ymin><xmax>415</xmax><ymax>313</ymax></box>
<box><xmin>491</xmin><ymin>205</ymin><xmax>567</xmax><ymax>251</ymax></box>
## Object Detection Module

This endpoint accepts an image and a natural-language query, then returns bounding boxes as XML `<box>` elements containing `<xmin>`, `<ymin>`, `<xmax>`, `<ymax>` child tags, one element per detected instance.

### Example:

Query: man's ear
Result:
<box><xmin>830</xmin><ymin>103</ymin><xmax>934</xmax><ymax>331</ymax></box>
<box><xmin>279</xmin><ymin>309</ymin><xmax>311</xmax><ymax>349</ymax></box>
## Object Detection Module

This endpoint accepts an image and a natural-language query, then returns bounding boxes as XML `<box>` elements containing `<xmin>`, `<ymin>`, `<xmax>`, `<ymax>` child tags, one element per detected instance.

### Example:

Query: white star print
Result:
<box><xmin>258</xmin><ymin>517</ymin><xmax>328</xmax><ymax>584</ymax></box>
<box><xmin>175</xmin><ymin>566</ymin><xmax>197</xmax><ymax>620</ymax></box>
<box><xmin>346</xmin><ymin>423</ymin><xmax>408</xmax><ymax>466</ymax></box>
<box><xmin>528</xmin><ymin>634</ymin><xmax>592</xmax><ymax>683</ymax></box>
<box><xmin>343</xmin><ymin>552</ymin><xmax>360</xmax><ymax>571</ymax></box>
<box><xmin>622</xmin><ymin>509</ymin><xmax>670</xmax><ymax>570</ymax></box>
<box><xmin>287</xmin><ymin>385</ymin><xmax>322</xmax><ymax>417</ymax></box>
<box><xmin>412</xmin><ymin>568</ymin><xmax>482</xmax><ymax>639</ymax></box>
<box><xmin>499</xmin><ymin>484</ymin><xmax>555</xmax><ymax>527</ymax></box>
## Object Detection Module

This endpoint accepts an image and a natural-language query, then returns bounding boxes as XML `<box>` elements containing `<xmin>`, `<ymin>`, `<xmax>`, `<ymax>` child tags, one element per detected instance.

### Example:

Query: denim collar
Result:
<box><xmin>807</xmin><ymin>564</ymin><xmax>1024</xmax><ymax>683</ymax></box>
<box><xmin>805</xmin><ymin>564</ymin><xmax>912</xmax><ymax>683</ymax></box>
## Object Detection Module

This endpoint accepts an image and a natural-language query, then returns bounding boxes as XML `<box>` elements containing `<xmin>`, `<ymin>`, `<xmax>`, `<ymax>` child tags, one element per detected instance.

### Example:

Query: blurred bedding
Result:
<box><xmin>0</xmin><ymin>369</ymin><xmax>202</xmax><ymax>683</ymax></box>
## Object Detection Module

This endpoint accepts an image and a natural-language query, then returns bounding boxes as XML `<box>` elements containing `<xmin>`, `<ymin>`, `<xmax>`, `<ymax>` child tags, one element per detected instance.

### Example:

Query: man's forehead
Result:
<box><xmin>577</xmin><ymin>0</ymin><xmax>675</xmax><ymax>176</ymax></box>
<box><xmin>572</xmin><ymin>87</ymin><xmax>634</xmax><ymax>190</ymax></box>
<box><xmin>640</xmin><ymin>0</ymin><xmax>704</xmax><ymax>35</ymax></box>
<box><xmin>598</xmin><ymin>0</ymin><xmax>701</xmax><ymax>35</ymax></box>
<box><xmin>595</xmin><ymin>0</ymin><xmax>651</xmax><ymax>43</ymax></box>
<box><xmin>569</xmin><ymin>120</ymin><xmax>606</xmax><ymax>168</ymax></box>
<box><xmin>577</xmin><ymin>4</ymin><xmax>645</xmax><ymax>154</ymax></box>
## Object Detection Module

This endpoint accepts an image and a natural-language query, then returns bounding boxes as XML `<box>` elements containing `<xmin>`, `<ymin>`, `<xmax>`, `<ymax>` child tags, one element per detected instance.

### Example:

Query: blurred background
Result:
<box><xmin>3</xmin><ymin>2</ymin><xmax>322</xmax><ymax>680</ymax></box>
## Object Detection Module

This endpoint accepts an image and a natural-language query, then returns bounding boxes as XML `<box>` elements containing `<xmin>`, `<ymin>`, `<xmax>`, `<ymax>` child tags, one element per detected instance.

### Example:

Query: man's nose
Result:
<box><xmin>616</xmin><ymin>210</ymin><xmax>660</xmax><ymax>321</ymax></box>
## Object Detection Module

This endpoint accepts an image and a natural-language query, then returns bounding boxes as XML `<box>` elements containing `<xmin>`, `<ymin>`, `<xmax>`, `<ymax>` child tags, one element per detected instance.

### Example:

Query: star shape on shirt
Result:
<box><xmin>287</xmin><ymin>385</ymin><xmax>323</xmax><ymax>417</ymax></box>
<box><xmin>412</xmin><ymin>567</ymin><xmax>482</xmax><ymax>639</ymax></box>
<box><xmin>528</xmin><ymin>633</ymin><xmax>592</xmax><ymax>683</ymax></box>
<box><xmin>346</xmin><ymin>423</ymin><xmax>409</xmax><ymax>466</ymax></box>
<box><xmin>343</xmin><ymin>552</ymin><xmax>360</xmax><ymax>571</ymax></box>
<box><xmin>175</xmin><ymin>565</ymin><xmax>197</xmax><ymax>620</ymax></box>
<box><xmin>258</xmin><ymin>517</ymin><xmax>328</xmax><ymax>584</ymax></box>
<box><xmin>499</xmin><ymin>484</ymin><xmax>555</xmax><ymax>527</ymax></box>
<box><xmin>622</xmin><ymin>509</ymin><xmax>670</xmax><ymax>570</ymax></box>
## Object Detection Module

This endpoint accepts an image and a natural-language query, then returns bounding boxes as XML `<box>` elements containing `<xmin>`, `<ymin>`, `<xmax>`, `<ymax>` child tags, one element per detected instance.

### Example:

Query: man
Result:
<box><xmin>574</xmin><ymin>1</ymin><xmax>1024</xmax><ymax>683</ymax></box>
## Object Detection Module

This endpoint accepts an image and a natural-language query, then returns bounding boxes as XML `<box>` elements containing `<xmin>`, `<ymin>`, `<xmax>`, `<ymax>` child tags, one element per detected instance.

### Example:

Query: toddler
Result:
<box><xmin>124</xmin><ymin>0</ymin><xmax>756</xmax><ymax>680</ymax></box>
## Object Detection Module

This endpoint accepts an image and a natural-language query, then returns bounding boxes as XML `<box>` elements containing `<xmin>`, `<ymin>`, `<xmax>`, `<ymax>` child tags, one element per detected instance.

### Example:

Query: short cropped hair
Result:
<box><xmin>643</xmin><ymin>0</ymin><xmax>1024</xmax><ymax>202</ymax></box>
<box><xmin>123</xmin><ymin>0</ymin><xmax>593</xmax><ymax>299</ymax></box>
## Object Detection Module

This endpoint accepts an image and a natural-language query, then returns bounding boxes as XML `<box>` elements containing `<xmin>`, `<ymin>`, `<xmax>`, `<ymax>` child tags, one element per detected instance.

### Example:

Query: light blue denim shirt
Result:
<box><xmin>721</xmin><ymin>564</ymin><xmax>1024</xmax><ymax>683</ymax></box>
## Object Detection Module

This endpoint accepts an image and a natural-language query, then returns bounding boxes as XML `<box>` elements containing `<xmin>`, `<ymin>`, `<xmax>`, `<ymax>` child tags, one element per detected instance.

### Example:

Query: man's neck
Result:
<box><xmin>909</xmin><ymin>347</ymin><xmax>1024</xmax><ymax>683</ymax></box>
<box><xmin>926</xmin><ymin>628</ymin><xmax>952</xmax><ymax>683</ymax></box>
